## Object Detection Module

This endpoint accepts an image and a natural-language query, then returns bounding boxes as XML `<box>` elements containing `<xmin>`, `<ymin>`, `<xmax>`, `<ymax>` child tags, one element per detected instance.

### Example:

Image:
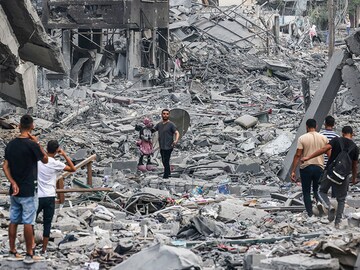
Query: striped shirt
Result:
<box><xmin>319</xmin><ymin>129</ymin><xmax>340</xmax><ymax>166</ymax></box>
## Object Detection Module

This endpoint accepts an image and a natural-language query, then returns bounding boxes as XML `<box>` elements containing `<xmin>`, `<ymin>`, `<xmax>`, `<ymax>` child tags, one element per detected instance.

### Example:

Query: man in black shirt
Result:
<box><xmin>302</xmin><ymin>126</ymin><xmax>359</xmax><ymax>228</ymax></box>
<box><xmin>154</xmin><ymin>109</ymin><xmax>179</xmax><ymax>179</ymax></box>
<box><xmin>2</xmin><ymin>115</ymin><xmax>48</xmax><ymax>263</ymax></box>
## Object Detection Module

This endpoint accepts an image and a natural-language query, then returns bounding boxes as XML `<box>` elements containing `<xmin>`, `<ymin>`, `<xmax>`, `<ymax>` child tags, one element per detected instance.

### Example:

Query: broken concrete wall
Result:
<box><xmin>0</xmin><ymin>6</ymin><xmax>19</xmax><ymax>85</ymax></box>
<box><xmin>0</xmin><ymin>62</ymin><xmax>37</xmax><ymax>109</ymax></box>
<box><xmin>1</xmin><ymin>0</ymin><xmax>66</xmax><ymax>73</ymax></box>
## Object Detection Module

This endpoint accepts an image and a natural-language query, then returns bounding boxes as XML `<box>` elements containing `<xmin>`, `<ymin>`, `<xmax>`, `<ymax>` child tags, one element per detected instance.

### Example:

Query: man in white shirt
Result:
<box><xmin>37</xmin><ymin>140</ymin><xmax>76</xmax><ymax>254</ymax></box>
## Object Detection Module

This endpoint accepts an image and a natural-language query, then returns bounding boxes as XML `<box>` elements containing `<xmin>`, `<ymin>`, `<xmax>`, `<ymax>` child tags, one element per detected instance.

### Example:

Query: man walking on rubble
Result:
<box><xmin>36</xmin><ymin>140</ymin><xmax>76</xmax><ymax>255</ymax></box>
<box><xmin>302</xmin><ymin>126</ymin><xmax>359</xmax><ymax>229</ymax></box>
<box><xmin>320</xmin><ymin>115</ymin><xmax>340</xmax><ymax>198</ymax></box>
<box><xmin>291</xmin><ymin>118</ymin><xmax>328</xmax><ymax>217</ymax></box>
<box><xmin>2</xmin><ymin>115</ymin><xmax>48</xmax><ymax>263</ymax></box>
<box><xmin>154</xmin><ymin>109</ymin><xmax>180</xmax><ymax>179</ymax></box>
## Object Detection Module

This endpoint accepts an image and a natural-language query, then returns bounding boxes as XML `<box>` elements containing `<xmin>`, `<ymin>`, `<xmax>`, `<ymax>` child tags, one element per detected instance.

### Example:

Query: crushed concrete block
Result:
<box><xmin>112</xmin><ymin>160</ymin><xmax>138</xmax><ymax>172</ymax></box>
<box><xmin>236</xmin><ymin>159</ymin><xmax>261</xmax><ymax>174</ymax></box>
<box><xmin>0</xmin><ymin>62</ymin><xmax>37</xmax><ymax>109</ymax></box>
<box><xmin>257</xmin><ymin>132</ymin><xmax>294</xmax><ymax>156</ymax></box>
<box><xmin>55</xmin><ymin>217</ymin><xmax>81</xmax><ymax>232</ymax></box>
<box><xmin>234</xmin><ymin>115</ymin><xmax>258</xmax><ymax>129</ymax></box>
<box><xmin>244</xmin><ymin>253</ymin><xmax>267</xmax><ymax>270</ymax></box>
<box><xmin>117</xmin><ymin>124</ymin><xmax>135</xmax><ymax>133</ymax></box>
<box><xmin>342</xmin><ymin>64</ymin><xmax>360</xmax><ymax>103</ymax></box>
<box><xmin>343</xmin><ymin>197</ymin><xmax>360</xmax><ymax>208</ymax></box>
<box><xmin>93</xmin><ymin>212</ymin><xmax>113</xmax><ymax>222</ymax></box>
<box><xmin>71</xmin><ymin>149</ymin><xmax>88</xmax><ymax>162</ymax></box>
<box><xmin>345</xmin><ymin>30</ymin><xmax>360</xmax><ymax>56</ymax></box>
<box><xmin>259</xmin><ymin>254</ymin><xmax>339</xmax><ymax>270</ymax></box>
<box><xmin>1</xmin><ymin>0</ymin><xmax>66</xmax><ymax>73</ymax></box>
<box><xmin>58</xmin><ymin>236</ymin><xmax>97</xmax><ymax>250</ymax></box>
<box><xmin>142</xmin><ymin>187</ymin><xmax>170</xmax><ymax>197</ymax></box>
<box><xmin>249</xmin><ymin>185</ymin><xmax>279</xmax><ymax>196</ymax></box>
<box><xmin>218</xmin><ymin>199</ymin><xmax>268</xmax><ymax>221</ymax></box>
<box><xmin>92</xmin><ymin>220</ymin><xmax>114</xmax><ymax>231</ymax></box>
<box><xmin>0</xmin><ymin>259</ymin><xmax>51</xmax><ymax>269</ymax></box>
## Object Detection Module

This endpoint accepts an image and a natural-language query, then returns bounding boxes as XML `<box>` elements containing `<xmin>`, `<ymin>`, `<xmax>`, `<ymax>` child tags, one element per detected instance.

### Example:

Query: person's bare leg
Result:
<box><xmin>24</xmin><ymin>224</ymin><xmax>34</xmax><ymax>255</ymax></box>
<box><xmin>42</xmin><ymin>237</ymin><xmax>49</xmax><ymax>252</ymax></box>
<box><xmin>9</xmin><ymin>223</ymin><xmax>18</xmax><ymax>252</ymax></box>
<box><xmin>32</xmin><ymin>226</ymin><xmax>36</xmax><ymax>249</ymax></box>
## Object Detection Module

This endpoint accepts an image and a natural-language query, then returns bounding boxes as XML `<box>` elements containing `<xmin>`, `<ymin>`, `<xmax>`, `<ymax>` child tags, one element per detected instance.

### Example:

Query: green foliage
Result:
<box><xmin>309</xmin><ymin>5</ymin><xmax>329</xmax><ymax>29</ymax></box>
<box><xmin>349</xmin><ymin>0</ymin><xmax>360</xmax><ymax>13</ymax></box>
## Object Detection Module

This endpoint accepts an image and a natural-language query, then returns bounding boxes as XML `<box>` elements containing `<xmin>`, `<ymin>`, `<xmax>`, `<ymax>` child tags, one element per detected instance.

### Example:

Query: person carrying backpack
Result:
<box><xmin>302</xmin><ymin>126</ymin><xmax>359</xmax><ymax>228</ymax></box>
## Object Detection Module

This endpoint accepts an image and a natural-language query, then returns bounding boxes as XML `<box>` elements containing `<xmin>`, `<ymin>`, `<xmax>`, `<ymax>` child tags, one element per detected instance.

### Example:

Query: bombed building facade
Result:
<box><xmin>38</xmin><ymin>0</ymin><xmax>170</xmax><ymax>87</ymax></box>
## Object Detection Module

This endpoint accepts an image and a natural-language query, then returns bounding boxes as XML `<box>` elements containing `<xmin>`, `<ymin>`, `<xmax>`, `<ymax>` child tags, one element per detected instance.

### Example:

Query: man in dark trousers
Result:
<box><xmin>290</xmin><ymin>119</ymin><xmax>328</xmax><ymax>217</ymax></box>
<box><xmin>302</xmin><ymin>126</ymin><xmax>359</xmax><ymax>228</ymax></box>
<box><xmin>2</xmin><ymin>115</ymin><xmax>48</xmax><ymax>263</ymax></box>
<box><xmin>320</xmin><ymin>115</ymin><xmax>340</xmax><ymax>199</ymax></box>
<box><xmin>154</xmin><ymin>109</ymin><xmax>180</xmax><ymax>178</ymax></box>
<box><xmin>37</xmin><ymin>140</ymin><xmax>76</xmax><ymax>254</ymax></box>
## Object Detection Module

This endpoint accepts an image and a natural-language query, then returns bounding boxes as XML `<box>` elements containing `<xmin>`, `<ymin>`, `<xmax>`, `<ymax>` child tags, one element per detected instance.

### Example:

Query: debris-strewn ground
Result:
<box><xmin>1</xmin><ymin>1</ymin><xmax>360</xmax><ymax>270</ymax></box>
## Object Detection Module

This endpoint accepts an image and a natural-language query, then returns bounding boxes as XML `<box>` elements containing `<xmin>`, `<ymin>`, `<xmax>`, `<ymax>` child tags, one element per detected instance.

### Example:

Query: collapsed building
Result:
<box><xmin>36</xmin><ymin>0</ymin><xmax>170</xmax><ymax>87</ymax></box>
<box><xmin>0</xmin><ymin>0</ymin><xmax>65</xmax><ymax>108</ymax></box>
<box><xmin>2</xmin><ymin>0</ymin><xmax>360</xmax><ymax>270</ymax></box>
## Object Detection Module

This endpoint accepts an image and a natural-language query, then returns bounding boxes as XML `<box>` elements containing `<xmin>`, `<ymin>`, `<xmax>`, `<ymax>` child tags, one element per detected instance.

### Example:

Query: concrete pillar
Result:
<box><xmin>279</xmin><ymin>50</ymin><xmax>349</xmax><ymax>181</ymax></box>
<box><xmin>301</xmin><ymin>77</ymin><xmax>311</xmax><ymax>111</ymax></box>
<box><xmin>274</xmin><ymin>14</ymin><xmax>280</xmax><ymax>52</ymax></box>
<box><xmin>126</xmin><ymin>30</ymin><xmax>141</xmax><ymax>81</ymax></box>
<box><xmin>152</xmin><ymin>27</ymin><xmax>157</xmax><ymax>69</ymax></box>
<box><xmin>62</xmin><ymin>29</ymin><xmax>71</xmax><ymax>87</ymax></box>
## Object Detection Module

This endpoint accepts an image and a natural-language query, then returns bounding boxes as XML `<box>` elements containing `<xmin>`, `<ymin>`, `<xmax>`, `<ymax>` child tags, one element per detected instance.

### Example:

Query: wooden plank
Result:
<box><xmin>56</xmin><ymin>188</ymin><xmax>112</xmax><ymax>193</ymax></box>
<box><xmin>56</xmin><ymin>154</ymin><xmax>97</xmax><ymax>181</ymax></box>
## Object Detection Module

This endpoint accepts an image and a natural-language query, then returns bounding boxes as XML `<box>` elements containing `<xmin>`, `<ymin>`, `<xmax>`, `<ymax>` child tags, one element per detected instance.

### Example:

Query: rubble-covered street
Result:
<box><xmin>1</xmin><ymin>0</ymin><xmax>360</xmax><ymax>269</ymax></box>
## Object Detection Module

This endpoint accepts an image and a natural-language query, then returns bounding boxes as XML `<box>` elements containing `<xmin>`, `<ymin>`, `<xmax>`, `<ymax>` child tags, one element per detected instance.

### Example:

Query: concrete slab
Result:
<box><xmin>0</xmin><ymin>6</ymin><xmax>19</xmax><ymax>84</ymax></box>
<box><xmin>235</xmin><ymin>115</ymin><xmax>258</xmax><ymax>129</ymax></box>
<box><xmin>0</xmin><ymin>259</ymin><xmax>51</xmax><ymax>269</ymax></box>
<box><xmin>235</xmin><ymin>159</ymin><xmax>261</xmax><ymax>174</ymax></box>
<box><xmin>249</xmin><ymin>185</ymin><xmax>279</xmax><ymax>196</ymax></box>
<box><xmin>244</xmin><ymin>253</ymin><xmax>267</xmax><ymax>270</ymax></box>
<box><xmin>259</xmin><ymin>254</ymin><xmax>339</xmax><ymax>270</ymax></box>
<box><xmin>1</xmin><ymin>0</ymin><xmax>66</xmax><ymax>73</ymax></box>
<box><xmin>342</xmin><ymin>64</ymin><xmax>360</xmax><ymax>103</ymax></box>
<box><xmin>218</xmin><ymin>199</ymin><xmax>268</xmax><ymax>221</ymax></box>
<box><xmin>0</xmin><ymin>62</ymin><xmax>37</xmax><ymax>108</ymax></box>
<box><xmin>345</xmin><ymin>30</ymin><xmax>360</xmax><ymax>56</ymax></box>
<box><xmin>112</xmin><ymin>160</ymin><xmax>138</xmax><ymax>172</ymax></box>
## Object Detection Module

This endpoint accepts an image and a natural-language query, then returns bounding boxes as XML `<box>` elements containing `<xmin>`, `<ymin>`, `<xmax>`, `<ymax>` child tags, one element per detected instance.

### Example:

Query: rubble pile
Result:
<box><xmin>1</xmin><ymin>1</ymin><xmax>360</xmax><ymax>270</ymax></box>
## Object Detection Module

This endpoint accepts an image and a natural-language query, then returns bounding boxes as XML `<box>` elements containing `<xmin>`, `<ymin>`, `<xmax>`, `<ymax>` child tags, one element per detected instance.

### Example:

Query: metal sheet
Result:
<box><xmin>170</xmin><ymin>108</ymin><xmax>190</xmax><ymax>139</ymax></box>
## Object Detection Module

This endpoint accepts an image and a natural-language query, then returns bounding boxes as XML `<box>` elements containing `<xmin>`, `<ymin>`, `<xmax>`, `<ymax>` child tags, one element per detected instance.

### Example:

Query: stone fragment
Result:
<box><xmin>244</xmin><ymin>253</ymin><xmax>267</xmax><ymax>270</ymax></box>
<box><xmin>249</xmin><ymin>185</ymin><xmax>279</xmax><ymax>196</ymax></box>
<box><xmin>234</xmin><ymin>115</ymin><xmax>258</xmax><ymax>129</ymax></box>
<box><xmin>112</xmin><ymin>160</ymin><xmax>138</xmax><ymax>172</ymax></box>
<box><xmin>218</xmin><ymin>199</ymin><xmax>268</xmax><ymax>221</ymax></box>
<box><xmin>58</xmin><ymin>236</ymin><xmax>97</xmax><ymax>250</ymax></box>
<box><xmin>142</xmin><ymin>187</ymin><xmax>170</xmax><ymax>197</ymax></box>
<box><xmin>345</xmin><ymin>31</ymin><xmax>360</xmax><ymax>56</ymax></box>
<box><xmin>259</xmin><ymin>254</ymin><xmax>339</xmax><ymax>270</ymax></box>
<box><xmin>236</xmin><ymin>159</ymin><xmax>261</xmax><ymax>174</ymax></box>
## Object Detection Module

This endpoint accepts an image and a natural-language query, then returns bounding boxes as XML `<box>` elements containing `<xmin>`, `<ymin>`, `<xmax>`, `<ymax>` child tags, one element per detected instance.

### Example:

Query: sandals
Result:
<box><xmin>7</xmin><ymin>250</ymin><xmax>23</xmax><ymax>261</ymax></box>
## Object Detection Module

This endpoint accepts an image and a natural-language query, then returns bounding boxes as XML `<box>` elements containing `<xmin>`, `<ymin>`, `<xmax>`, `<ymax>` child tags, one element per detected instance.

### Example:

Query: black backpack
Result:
<box><xmin>327</xmin><ymin>138</ymin><xmax>355</xmax><ymax>185</ymax></box>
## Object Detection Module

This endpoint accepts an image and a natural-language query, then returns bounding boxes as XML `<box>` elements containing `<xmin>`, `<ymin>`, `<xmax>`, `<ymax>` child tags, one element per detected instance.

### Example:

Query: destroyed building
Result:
<box><xmin>35</xmin><ymin>0</ymin><xmax>170</xmax><ymax>87</ymax></box>
<box><xmin>2</xmin><ymin>0</ymin><xmax>360</xmax><ymax>270</ymax></box>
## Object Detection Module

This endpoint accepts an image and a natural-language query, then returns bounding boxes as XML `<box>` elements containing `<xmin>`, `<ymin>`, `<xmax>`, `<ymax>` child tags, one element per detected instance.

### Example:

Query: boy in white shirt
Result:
<box><xmin>37</xmin><ymin>140</ymin><xmax>76</xmax><ymax>254</ymax></box>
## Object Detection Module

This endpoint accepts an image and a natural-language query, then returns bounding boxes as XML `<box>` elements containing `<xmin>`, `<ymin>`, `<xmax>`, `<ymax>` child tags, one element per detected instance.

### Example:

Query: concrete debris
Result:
<box><xmin>1</xmin><ymin>1</ymin><xmax>360</xmax><ymax>270</ymax></box>
<box><xmin>113</xmin><ymin>243</ymin><xmax>202</xmax><ymax>270</ymax></box>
